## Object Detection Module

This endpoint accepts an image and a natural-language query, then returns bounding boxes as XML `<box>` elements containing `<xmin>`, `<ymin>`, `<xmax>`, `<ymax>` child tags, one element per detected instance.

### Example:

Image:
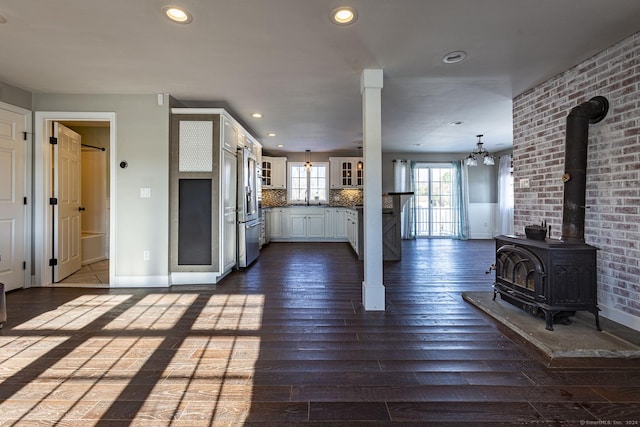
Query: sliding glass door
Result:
<box><xmin>414</xmin><ymin>164</ymin><xmax>455</xmax><ymax>237</ymax></box>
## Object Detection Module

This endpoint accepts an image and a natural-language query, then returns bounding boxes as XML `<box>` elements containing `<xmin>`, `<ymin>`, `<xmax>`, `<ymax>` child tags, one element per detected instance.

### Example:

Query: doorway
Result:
<box><xmin>414</xmin><ymin>164</ymin><xmax>455</xmax><ymax>237</ymax></box>
<box><xmin>34</xmin><ymin>112</ymin><xmax>116</xmax><ymax>287</ymax></box>
<box><xmin>58</xmin><ymin>122</ymin><xmax>110</xmax><ymax>286</ymax></box>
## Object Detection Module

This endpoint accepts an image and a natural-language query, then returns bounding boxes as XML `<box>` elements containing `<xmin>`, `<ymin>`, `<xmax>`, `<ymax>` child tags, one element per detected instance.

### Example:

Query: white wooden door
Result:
<box><xmin>0</xmin><ymin>108</ymin><xmax>26</xmax><ymax>291</ymax></box>
<box><xmin>53</xmin><ymin>123</ymin><xmax>82</xmax><ymax>282</ymax></box>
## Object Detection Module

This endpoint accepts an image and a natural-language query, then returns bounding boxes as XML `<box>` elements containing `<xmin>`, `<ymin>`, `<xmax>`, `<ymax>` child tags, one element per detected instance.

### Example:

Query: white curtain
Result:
<box><xmin>393</xmin><ymin>159</ymin><xmax>415</xmax><ymax>239</ymax></box>
<box><xmin>498</xmin><ymin>154</ymin><xmax>514</xmax><ymax>235</ymax></box>
<box><xmin>452</xmin><ymin>160</ymin><xmax>470</xmax><ymax>240</ymax></box>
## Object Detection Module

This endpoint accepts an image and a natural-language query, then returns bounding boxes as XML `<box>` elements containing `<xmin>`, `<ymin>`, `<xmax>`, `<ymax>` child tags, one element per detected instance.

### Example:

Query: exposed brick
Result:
<box><xmin>512</xmin><ymin>31</ymin><xmax>640</xmax><ymax>327</ymax></box>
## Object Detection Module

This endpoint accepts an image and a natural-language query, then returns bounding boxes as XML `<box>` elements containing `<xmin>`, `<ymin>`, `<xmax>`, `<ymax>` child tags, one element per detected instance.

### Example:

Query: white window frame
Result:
<box><xmin>413</xmin><ymin>162</ymin><xmax>456</xmax><ymax>238</ymax></box>
<box><xmin>288</xmin><ymin>161</ymin><xmax>329</xmax><ymax>205</ymax></box>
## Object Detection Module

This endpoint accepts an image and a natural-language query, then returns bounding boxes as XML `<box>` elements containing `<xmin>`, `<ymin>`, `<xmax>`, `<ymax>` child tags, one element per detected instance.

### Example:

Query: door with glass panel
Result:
<box><xmin>414</xmin><ymin>165</ymin><xmax>454</xmax><ymax>237</ymax></box>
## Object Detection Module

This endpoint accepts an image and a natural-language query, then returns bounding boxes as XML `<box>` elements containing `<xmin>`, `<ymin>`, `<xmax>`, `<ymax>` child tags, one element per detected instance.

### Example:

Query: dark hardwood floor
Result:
<box><xmin>1</xmin><ymin>239</ymin><xmax>639</xmax><ymax>426</ymax></box>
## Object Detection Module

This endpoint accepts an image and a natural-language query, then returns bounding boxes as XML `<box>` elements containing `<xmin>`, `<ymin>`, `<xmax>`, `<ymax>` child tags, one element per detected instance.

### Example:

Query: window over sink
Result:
<box><xmin>288</xmin><ymin>162</ymin><xmax>328</xmax><ymax>204</ymax></box>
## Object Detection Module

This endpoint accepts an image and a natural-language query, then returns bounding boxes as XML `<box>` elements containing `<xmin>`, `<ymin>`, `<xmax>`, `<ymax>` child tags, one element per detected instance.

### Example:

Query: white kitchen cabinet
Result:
<box><xmin>335</xmin><ymin>208</ymin><xmax>347</xmax><ymax>238</ymax></box>
<box><xmin>262</xmin><ymin>156</ymin><xmax>287</xmax><ymax>189</ymax></box>
<box><xmin>288</xmin><ymin>208</ymin><xmax>325</xmax><ymax>239</ymax></box>
<box><xmin>222</xmin><ymin>116</ymin><xmax>237</xmax><ymax>152</ymax></box>
<box><xmin>267</xmin><ymin>208</ymin><xmax>285</xmax><ymax>238</ymax></box>
<box><xmin>324</xmin><ymin>208</ymin><xmax>348</xmax><ymax>238</ymax></box>
<box><xmin>307</xmin><ymin>215</ymin><xmax>325</xmax><ymax>238</ymax></box>
<box><xmin>222</xmin><ymin>148</ymin><xmax>238</xmax><ymax>272</ymax></box>
<box><xmin>267</xmin><ymin>207</ymin><xmax>349</xmax><ymax>242</ymax></box>
<box><xmin>324</xmin><ymin>208</ymin><xmax>335</xmax><ymax>237</ymax></box>
<box><xmin>330</xmin><ymin>157</ymin><xmax>363</xmax><ymax>189</ymax></box>
<box><xmin>346</xmin><ymin>209</ymin><xmax>359</xmax><ymax>255</ymax></box>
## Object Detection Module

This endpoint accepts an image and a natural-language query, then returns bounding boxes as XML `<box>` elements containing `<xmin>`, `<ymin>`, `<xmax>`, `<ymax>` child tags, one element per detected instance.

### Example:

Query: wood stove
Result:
<box><xmin>493</xmin><ymin>235</ymin><xmax>600</xmax><ymax>331</ymax></box>
<box><xmin>494</xmin><ymin>96</ymin><xmax>609</xmax><ymax>331</ymax></box>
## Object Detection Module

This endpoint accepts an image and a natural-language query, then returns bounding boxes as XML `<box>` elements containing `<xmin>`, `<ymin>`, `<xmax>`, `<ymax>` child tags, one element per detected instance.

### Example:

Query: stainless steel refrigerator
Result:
<box><xmin>237</xmin><ymin>145</ymin><xmax>260</xmax><ymax>267</ymax></box>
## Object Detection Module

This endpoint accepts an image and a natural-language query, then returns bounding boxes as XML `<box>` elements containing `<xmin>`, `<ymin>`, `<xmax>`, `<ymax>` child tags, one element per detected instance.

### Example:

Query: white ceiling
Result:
<box><xmin>1</xmin><ymin>1</ymin><xmax>639</xmax><ymax>155</ymax></box>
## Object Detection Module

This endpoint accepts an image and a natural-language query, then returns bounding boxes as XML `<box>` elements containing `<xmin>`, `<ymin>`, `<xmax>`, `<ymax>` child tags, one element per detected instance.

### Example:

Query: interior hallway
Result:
<box><xmin>1</xmin><ymin>240</ymin><xmax>639</xmax><ymax>425</ymax></box>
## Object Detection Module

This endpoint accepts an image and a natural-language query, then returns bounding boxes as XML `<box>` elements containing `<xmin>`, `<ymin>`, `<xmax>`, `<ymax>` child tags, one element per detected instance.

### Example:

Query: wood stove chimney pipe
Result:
<box><xmin>561</xmin><ymin>96</ymin><xmax>608</xmax><ymax>242</ymax></box>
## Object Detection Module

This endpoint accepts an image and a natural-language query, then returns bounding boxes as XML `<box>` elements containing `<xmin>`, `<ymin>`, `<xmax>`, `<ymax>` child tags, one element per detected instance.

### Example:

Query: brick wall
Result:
<box><xmin>512</xmin><ymin>32</ymin><xmax>640</xmax><ymax>330</ymax></box>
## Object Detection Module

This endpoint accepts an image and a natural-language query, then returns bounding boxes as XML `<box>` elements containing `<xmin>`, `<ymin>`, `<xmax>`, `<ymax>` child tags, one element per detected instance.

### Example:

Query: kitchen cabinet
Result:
<box><xmin>262</xmin><ymin>156</ymin><xmax>287</xmax><ymax>189</ymax></box>
<box><xmin>222</xmin><ymin>148</ymin><xmax>238</xmax><ymax>272</ymax></box>
<box><xmin>267</xmin><ymin>207</ymin><xmax>348</xmax><ymax>242</ymax></box>
<box><xmin>335</xmin><ymin>208</ymin><xmax>348</xmax><ymax>238</ymax></box>
<box><xmin>266</xmin><ymin>208</ymin><xmax>284</xmax><ymax>239</ymax></box>
<box><xmin>289</xmin><ymin>208</ymin><xmax>325</xmax><ymax>239</ymax></box>
<box><xmin>324</xmin><ymin>208</ymin><xmax>348</xmax><ymax>238</ymax></box>
<box><xmin>169</xmin><ymin>108</ymin><xmax>261</xmax><ymax>284</ymax></box>
<box><xmin>330</xmin><ymin>157</ymin><xmax>363</xmax><ymax>189</ymax></box>
<box><xmin>259</xmin><ymin>216</ymin><xmax>266</xmax><ymax>248</ymax></box>
<box><xmin>222</xmin><ymin>116</ymin><xmax>237</xmax><ymax>152</ymax></box>
<box><xmin>346</xmin><ymin>209</ymin><xmax>359</xmax><ymax>255</ymax></box>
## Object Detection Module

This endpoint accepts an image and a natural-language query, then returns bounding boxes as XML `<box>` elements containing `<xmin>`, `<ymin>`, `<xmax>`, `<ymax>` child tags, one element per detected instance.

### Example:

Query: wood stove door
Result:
<box><xmin>496</xmin><ymin>244</ymin><xmax>545</xmax><ymax>301</ymax></box>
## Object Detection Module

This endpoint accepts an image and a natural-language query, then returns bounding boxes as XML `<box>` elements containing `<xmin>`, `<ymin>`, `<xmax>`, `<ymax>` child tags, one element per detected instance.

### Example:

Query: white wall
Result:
<box><xmin>468</xmin><ymin>203</ymin><xmax>498</xmax><ymax>239</ymax></box>
<box><xmin>33</xmin><ymin>94</ymin><xmax>170</xmax><ymax>284</ymax></box>
<box><xmin>0</xmin><ymin>81</ymin><xmax>32</xmax><ymax>110</ymax></box>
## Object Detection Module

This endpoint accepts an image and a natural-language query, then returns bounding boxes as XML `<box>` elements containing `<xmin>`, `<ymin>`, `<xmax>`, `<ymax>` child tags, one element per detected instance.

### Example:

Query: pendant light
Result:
<box><xmin>305</xmin><ymin>149</ymin><xmax>312</xmax><ymax>170</ymax></box>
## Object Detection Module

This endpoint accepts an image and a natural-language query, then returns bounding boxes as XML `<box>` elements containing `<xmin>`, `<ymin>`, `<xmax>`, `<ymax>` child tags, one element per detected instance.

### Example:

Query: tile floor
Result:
<box><xmin>59</xmin><ymin>260</ymin><xmax>109</xmax><ymax>287</ymax></box>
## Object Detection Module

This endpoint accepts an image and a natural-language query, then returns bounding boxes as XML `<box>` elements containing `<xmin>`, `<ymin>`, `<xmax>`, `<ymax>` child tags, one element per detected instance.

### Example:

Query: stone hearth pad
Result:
<box><xmin>462</xmin><ymin>291</ymin><xmax>640</xmax><ymax>367</ymax></box>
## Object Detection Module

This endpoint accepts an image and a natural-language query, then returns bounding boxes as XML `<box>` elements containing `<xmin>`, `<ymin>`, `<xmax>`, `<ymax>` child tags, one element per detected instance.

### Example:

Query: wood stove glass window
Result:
<box><xmin>497</xmin><ymin>246</ymin><xmax>543</xmax><ymax>293</ymax></box>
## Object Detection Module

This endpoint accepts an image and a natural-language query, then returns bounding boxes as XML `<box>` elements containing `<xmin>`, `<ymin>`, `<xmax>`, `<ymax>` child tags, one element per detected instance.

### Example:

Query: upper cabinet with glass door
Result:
<box><xmin>262</xmin><ymin>156</ymin><xmax>287</xmax><ymax>189</ymax></box>
<box><xmin>329</xmin><ymin>157</ymin><xmax>363</xmax><ymax>189</ymax></box>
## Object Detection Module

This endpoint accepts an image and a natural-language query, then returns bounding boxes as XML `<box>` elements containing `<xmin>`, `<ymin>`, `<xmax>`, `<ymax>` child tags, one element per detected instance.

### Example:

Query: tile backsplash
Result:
<box><xmin>262</xmin><ymin>188</ymin><xmax>363</xmax><ymax>207</ymax></box>
<box><xmin>329</xmin><ymin>189</ymin><xmax>363</xmax><ymax>207</ymax></box>
<box><xmin>262</xmin><ymin>189</ymin><xmax>287</xmax><ymax>206</ymax></box>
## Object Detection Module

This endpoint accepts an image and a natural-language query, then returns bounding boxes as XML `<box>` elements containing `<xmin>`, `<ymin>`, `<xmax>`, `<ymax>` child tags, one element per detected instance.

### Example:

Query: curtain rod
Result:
<box><xmin>82</xmin><ymin>144</ymin><xmax>106</xmax><ymax>151</ymax></box>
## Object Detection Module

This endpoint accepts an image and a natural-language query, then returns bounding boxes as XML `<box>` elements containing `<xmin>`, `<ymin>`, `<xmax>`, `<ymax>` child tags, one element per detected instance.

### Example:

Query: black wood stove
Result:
<box><xmin>493</xmin><ymin>96</ymin><xmax>609</xmax><ymax>331</ymax></box>
<box><xmin>493</xmin><ymin>235</ymin><xmax>600</xmax><ymax>331</ymax></box>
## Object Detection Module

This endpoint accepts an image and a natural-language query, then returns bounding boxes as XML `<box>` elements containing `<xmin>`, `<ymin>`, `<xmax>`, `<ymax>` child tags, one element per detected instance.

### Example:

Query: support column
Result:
<box><xmin>360</xmin><ymin>69</ymin><xmax>385</xmax><ymax>311</ymax></box>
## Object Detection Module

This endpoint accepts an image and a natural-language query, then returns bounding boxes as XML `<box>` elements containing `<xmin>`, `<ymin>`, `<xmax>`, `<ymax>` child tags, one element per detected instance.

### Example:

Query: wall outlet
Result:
<box><xmin>143</xmin><ymin>250</ymin><xmax>150</xmax><ymax>261</ymax></box>
<box><xmin>519</xmin><ymin>178</ymin><xmax>530</xmax><ymax>189</ymax></box>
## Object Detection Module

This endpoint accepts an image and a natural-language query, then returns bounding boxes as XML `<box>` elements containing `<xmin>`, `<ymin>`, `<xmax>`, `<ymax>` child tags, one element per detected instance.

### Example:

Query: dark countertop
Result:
<box><xmin>385</xmin><ymin>192</ymin><xmax>414</xmax><ymax>196</ymax></box>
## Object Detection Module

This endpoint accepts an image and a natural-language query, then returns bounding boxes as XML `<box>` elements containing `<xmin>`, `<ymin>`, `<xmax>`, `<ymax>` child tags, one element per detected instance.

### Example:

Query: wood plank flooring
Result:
<box><xmin>1</xmin><ymin>239</ymin><xmax>640</xmax><ymax>426</ymax></box>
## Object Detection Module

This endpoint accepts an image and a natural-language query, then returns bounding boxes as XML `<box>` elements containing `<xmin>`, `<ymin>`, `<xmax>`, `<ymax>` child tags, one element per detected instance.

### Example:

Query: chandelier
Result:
<box><xmin>464</xmin><ymin>134</ymin><xmax>495</xmax><ymax>166</ymax></box>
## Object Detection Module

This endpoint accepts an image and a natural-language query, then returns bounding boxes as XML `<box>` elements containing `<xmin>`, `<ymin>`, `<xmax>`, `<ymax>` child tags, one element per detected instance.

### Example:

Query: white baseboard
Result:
<box><xmin>110</xmin><ymin>275</ymin><xmax>169</xmax><ymax>288</ymax></box>
<box><xmin>469</xmin><ymin>233</ymin><xmax>494</xmax><ymax>239</ymax></box>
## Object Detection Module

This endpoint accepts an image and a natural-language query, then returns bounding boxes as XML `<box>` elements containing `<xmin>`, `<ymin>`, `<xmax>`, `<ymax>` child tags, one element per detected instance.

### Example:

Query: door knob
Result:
<box><xmin>78</xmin><ymin>207</ymin><xmax>86</xmax><ymax>212</ymax></box>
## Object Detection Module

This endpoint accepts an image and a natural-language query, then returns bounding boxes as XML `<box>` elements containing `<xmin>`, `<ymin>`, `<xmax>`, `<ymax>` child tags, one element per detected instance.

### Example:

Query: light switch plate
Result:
<box><xmin>140</xmin><ymin>187</ymin><xmax>151</xmax><ymax>198</ymax></box>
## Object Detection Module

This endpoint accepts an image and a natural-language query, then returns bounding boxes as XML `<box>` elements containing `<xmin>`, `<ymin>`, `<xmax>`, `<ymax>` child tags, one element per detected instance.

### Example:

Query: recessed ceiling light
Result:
<box><xmin>163</xmin><ymin>5</ymin><xmax>192</xmax><ymax>24</ymax></box>
<box><xmin>267</xmin><ymin>133</ymin><xmax>276</xmax><ymax>137</ymax></box>
<box><xmin>251</xmin><ymin>113</ymin><xmax>263</xmax><ymax>118</ymax></box>
<box><xmin>277</xmin><ymin>144</ymin><xmax>284</xmax><ymax>148</ymax></box>
<box><xmin>442</xmin><ymin>51</ymin><xmax>466</xmax><ymax>64</ymax></box>
<box><xmin>330</xmin><ymin>7</ymin><xmax>358</xmax><ymax>25</ymax></box>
